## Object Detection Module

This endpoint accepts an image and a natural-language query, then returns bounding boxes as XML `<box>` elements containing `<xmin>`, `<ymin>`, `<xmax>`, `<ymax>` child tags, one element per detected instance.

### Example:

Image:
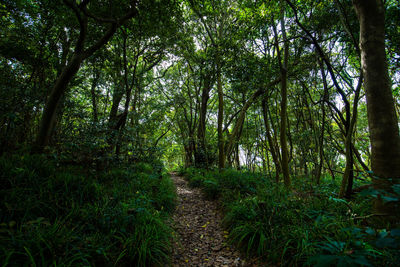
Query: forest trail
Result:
<box><xmin>170</xmin><ymin>173</ymin><xmax>256</xmax><ymax>267</ymax></box>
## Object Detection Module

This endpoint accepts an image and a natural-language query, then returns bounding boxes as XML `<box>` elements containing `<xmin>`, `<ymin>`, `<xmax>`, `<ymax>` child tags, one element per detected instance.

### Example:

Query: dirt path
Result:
<box><xmin>170</xmin><ymin>173</ymin><xmax>251</xmax><ymax>267</ymax></box>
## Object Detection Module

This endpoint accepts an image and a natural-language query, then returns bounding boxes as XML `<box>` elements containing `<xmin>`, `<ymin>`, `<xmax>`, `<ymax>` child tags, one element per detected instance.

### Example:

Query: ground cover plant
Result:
<box><xmin>0</xmin><ymin>154</ymin><xmax>176</xmax><ymax>266</ymax></box>
<box><xmin>181</xmin><ymin>167</ymin><xmax>400</xmax><ymax>266</ymax></box>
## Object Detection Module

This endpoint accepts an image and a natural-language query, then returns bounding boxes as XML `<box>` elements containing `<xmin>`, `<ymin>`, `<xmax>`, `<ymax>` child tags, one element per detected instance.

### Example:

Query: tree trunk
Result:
<box><xmin>217</xmin><ymin>61</ymin><xmax>225</xmax><ymax>169</ymax></box>
<box><xmin>32</xmin><ymin>1</ymin><xmax>137</xmax><ymax>154</ymax></box>
<box><xmin>33</xmin><ymin>54</ymin><xmax>84</xmax><ymax>152</ymax></box>
<box><xmin>262</xmin><ymin>98</ymin><xmax>281</xmax><ymax>182</ymax></box>
<box><xmin>277</xmin><ymin>8</ymin><xmax>291</xmax><ymax>188</ymax></box>
<box><xmin>315</xmin><ymin>95</ymin><xmax>327</xmax><ymax>184</ymax></box>
<box><xmin>91</xmin><ymin>68</ymin><xmax>100</xmax><ymax>123</ymax></box>
<box><xmin>354</xmin><ymin>0</ymin><xmax>400</xmax><ymax>215</ymax></box>
<box><xmin>195</xmin><ymin>76</ymin><xmax>212</xmax><ymax>168</ymax></box>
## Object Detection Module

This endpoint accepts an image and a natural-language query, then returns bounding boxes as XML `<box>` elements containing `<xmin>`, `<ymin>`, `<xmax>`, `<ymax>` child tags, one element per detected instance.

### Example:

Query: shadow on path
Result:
<box><xmin>170</xmin><ymin>173</ymin><xmax>254</xmax><ymax>267</ymax></box>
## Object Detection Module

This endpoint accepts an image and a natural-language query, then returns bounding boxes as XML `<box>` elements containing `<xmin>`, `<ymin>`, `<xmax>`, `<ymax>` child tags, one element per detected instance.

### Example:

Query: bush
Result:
<box><xmin>188</xmin><ymin>174</ymin><xmax>205</xmax><ymax>188</ymax></box>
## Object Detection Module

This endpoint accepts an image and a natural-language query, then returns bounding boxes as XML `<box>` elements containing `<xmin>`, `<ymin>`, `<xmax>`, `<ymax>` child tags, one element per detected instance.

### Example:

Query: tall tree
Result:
<box><xmin>188</xmin><ymin>0</ymin><xmax>235</xmax><ymax>169</ymax></box>
<box><xmin>273</xmin><ymin>3</ymin><xmax>291</xmax><ymax>187</ymax></box>
<box><xmin>353</xmin><ymin>0</ymin><xmax>400</xmax><ymax>215</ymax></box>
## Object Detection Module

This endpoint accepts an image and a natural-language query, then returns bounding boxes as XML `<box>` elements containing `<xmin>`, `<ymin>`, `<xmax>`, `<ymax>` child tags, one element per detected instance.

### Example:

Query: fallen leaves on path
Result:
<box><xmin>170</xmin><ymin>174</ymin><xmax>256</xmax><ymax>267</ymax></box>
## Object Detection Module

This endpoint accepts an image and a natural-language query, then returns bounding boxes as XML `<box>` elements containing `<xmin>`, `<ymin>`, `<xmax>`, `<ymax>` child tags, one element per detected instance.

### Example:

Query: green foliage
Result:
<box><xmin>2</xmin><ymin>0</ymin><xmax>400</xmax><ymax>264</ymax></box>
<box><xmin>203</xmin><ymin>179</ymin><xmax>220</xmax><ymax>199</ymax></box>
<box><xmin>133</xmin><ymin>162</ymin><xmax>154</xmax><ymax>174</ymax></box>
<box><xmin>182</xmin><ymin>167</ymin><xmax>400</xmax><ymax>266</ymax></box>
<box><xmin>0</xmin><ymin>154</ymin><xmax>176</xmax><ymax>266</ymax></box>
<box><xmin>188</xmin><ymin>174</ymin><xmax>205</xmax><ymax>188</ymax></box>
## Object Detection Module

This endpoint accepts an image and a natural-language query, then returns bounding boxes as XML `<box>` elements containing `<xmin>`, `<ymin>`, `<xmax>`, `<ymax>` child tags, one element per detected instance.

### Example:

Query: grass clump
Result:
<box><xmin>0</xmin><ymin>154</ymin><xmax>176</xmax><ymax>266</ymax></box>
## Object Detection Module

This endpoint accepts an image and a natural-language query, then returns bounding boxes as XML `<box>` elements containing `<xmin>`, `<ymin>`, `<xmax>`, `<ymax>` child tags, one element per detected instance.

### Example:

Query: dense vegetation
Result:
<box><xmin>180</xmin><ymin>167</ymin><xmax>400</xmax><ymax>266</ymax></box>
<box><xmin>1</xmin><ymin>155</ymin><xmax>176</xmax><ymax>266</ymax></box>
<box><xmin>1</xmin><ymin>0</ymin><xmax>400</xmax><ymax>266</ymax></box>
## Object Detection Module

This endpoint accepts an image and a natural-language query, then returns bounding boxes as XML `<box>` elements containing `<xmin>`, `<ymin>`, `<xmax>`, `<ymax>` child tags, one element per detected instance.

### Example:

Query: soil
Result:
<box><xmin>170</xmin><ymin>173</ymin><xmax>259</xmax><ymax>267</ymax></box>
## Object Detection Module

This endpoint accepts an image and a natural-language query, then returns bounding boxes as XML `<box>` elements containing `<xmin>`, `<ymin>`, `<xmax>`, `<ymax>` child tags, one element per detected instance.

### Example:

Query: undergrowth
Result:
<box><xmin>0</xmin><ymin>154</ymin><xmax>176</xmax><ymax>266</ymax></box>
<box><xmin>181</xmin><ymin>167</ymin><xmax>400</xmax><ymax>266</ymax></box>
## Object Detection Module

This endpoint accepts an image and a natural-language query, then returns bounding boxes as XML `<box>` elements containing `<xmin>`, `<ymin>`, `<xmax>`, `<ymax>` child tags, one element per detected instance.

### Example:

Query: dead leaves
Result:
<box><xmin>170</xmin><ymin>175</ymin><xmax>246</xmax><ymax>267</ymax></box>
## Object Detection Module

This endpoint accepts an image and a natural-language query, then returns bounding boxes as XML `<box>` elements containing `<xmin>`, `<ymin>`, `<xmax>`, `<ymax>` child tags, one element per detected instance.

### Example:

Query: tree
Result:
<box><xmin>273</xmin><ymin>2</ymin><xmax>291</xmax><ymax>187</ymax></box>
<box><xmin>188</xmin><ymin>0</ymin><xmax>236</xmax><ymax>169</ymax></box>
<box><xmin>353</xmin><ymin>0</ymin><xmax>400</xmax><ymax>215</ymax></box>
<box><xmin>33</xmin><ymin>0</ymin><xmax>138</xmax><ymax>153</ymax></box>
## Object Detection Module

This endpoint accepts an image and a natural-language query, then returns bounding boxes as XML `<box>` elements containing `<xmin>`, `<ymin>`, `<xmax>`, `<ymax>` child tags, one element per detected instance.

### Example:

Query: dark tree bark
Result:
<box><xmin>353</xmin><ymin>0</ymin><xmax>400</xmax><ymax>214</ymax></box>
<box><xmin>90</xmin><ymin>67</ymin><xmax>100</xmax><ymax>123</ymax></box>
<box><xmin>217</xmin><ymin>59</ymin><xmax>225</xmax><ymax>169</ymax></box>
<box><xmin>34</xmin><ymin>53</ymin><xmax>84</xmax><ymax>152</ymax></box>
<box><xmin>273</xmin><ymin>6</ymin><xmax>291</xmax><ymax>187</ymax></box>
<box><xmin>262</xmin><ymin>98</ymin><xmax>281</xmax><ymax>182</ymax></box>
<box><xmin>195</xmin><ymin>75</ymin><xmax>214</xmax><ymax>168</ymax></box>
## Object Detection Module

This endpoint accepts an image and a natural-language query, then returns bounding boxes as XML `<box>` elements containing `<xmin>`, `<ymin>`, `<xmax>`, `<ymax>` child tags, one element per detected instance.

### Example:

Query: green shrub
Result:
<box><xmin>214</xmin><ymin>169</ymin><xmax>260</xmax><ymax>195</ymax></box>
<box><xmin>134</xmin><ymin>162</ymin><xmax>153</xmax><ymax>174</ymax></box>
<box><xmin>188</xmin><ymin>174</ymin><xmax>205</xmax><ymax>187</ymax></box>
<box><xmin>203</xmin><ymin>178</ymin><xmax>220</xmax><ymax>199</ymax></box>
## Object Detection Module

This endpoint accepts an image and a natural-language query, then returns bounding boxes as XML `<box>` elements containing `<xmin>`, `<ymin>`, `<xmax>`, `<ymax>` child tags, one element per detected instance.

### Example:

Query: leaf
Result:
<box><xmin>329</xmin><ymin>196</ymin><xmax>348</xmax><ymax>204</ymax></box>
<box><xmin>390</xmin><ymin>229</ymin><xmax>400</xmax><ymax>237</ymax></box>
<box><xmin>351</xmin><ymin>255</ymin><xmax>373</xmax><ymax>267</ymax></box>
<box><xmin>365</xmin><ymin>227</ymin><xmax>376</xmax><ymax>236</ymax></box>
<box><xmin>337</xmin><ymin>256</ymin><xmax>352</xmax><ymax>267</ymax></box>
<box><xmin>375</xmin><ymin>237</ymin><xmax>398</xmax><ymax>249</ymax></box>
<box><xmin>382</xmin><ymin>195</ymin><xmax>399</xmax><ymax>202</ymax></box>
<box><xmin>392</xmin><ymin>184</ymin><xmax>400</xmax><ymax>195</ymax></box>
<box><xmin>378</xmin><ymin>230</ymin><xmax>388</xmax><ymax>239</ymax></box>
<box><xmin>360</xmin><ymin>188</ymin><xmax>379</xmax><ymax>198</ymax></box>
<box><xmin>307</xmin><ymin>255</ymin><xmax>338</xmax><ymax>267</ymax></box>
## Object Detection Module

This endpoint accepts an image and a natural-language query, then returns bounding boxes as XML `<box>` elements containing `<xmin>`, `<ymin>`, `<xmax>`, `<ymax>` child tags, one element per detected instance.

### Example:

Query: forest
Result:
<box><xmin>1</xmin><ymin>0</ymin><xmax>400</xmax><ymax>266</ymax></box>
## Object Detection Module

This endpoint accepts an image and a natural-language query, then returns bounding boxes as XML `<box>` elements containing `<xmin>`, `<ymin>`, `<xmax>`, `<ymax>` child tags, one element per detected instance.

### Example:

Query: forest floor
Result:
<box><xmin>170</xmin><ymin>173</ymin><xmax>260</xmax><ymax>267</ymax></box>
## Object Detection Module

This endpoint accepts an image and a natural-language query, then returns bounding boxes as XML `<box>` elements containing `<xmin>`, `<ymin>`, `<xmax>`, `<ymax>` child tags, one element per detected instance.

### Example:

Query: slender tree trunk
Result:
<box><xmin>217</xmin><ymin>60</ymin><xmax>225</xmax><ymax>169</ymax></box>
<box><xmin>107</xmin><ymin>80</ymin><xmax>124</xmax><ymax>153</ymax></box>
<box><xmin>109</xmin><ymin>83</ymin><xmax>124</xmax><ymax>127</ymax></box>
<box><xmin>91</xmin><ymin>69</ymin><xmax>100</xmax><ymax>123</ymax></box>
<box><xmin>315</xmin><ymin>57</ymin><xmax>329</xmax><ymax>184</ymax></box>
<box><xmin>225</xmin><ymin>89</ymin><xmax>262</xmax><ymax>158</ymax></box>
<box><xmin>315</xmin><ymin>98</ymin><xmax>327</xmax><ymax>184</ymax></box>
<box><xmin>195</xmin><ymin>77</ymin><xmax>212</xmax><ymax>168</ymax></box>
<box><xmin>276</xmin><ymin>9</ymin><xmax>291</xmax><ymax>188</ymax></box>
<box><xmin>262</xmin><ymin>98</ymin><xmax>281</xmax><ymax>182</ymax></box>
<box><xmin>280</xmin><ymin>65</ymin><xmax>291</xmax><ymax>187</ymax></box>
<box><xmin>225</xmin><ymin>77</ymin><xmax>281</xmax><ymax>158</ymax></box>
<box><xmin>340</xmin><ymin>133</ymin><xmax>355</xmax><ymax>198</ymax></box>
<box><xmin>354</xmin><ymin>0</ymin><xmax>400</xmax><ymax>215</ymax></box>
<box><xmin>352</xmin><ymin>143</ymin><xmax>370</xmax><ymax>172</ymax></box>
<box><xmin>343</xmin><ymin>77</ymin><xmax>363</xmax><ymax>198</ymax></box>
